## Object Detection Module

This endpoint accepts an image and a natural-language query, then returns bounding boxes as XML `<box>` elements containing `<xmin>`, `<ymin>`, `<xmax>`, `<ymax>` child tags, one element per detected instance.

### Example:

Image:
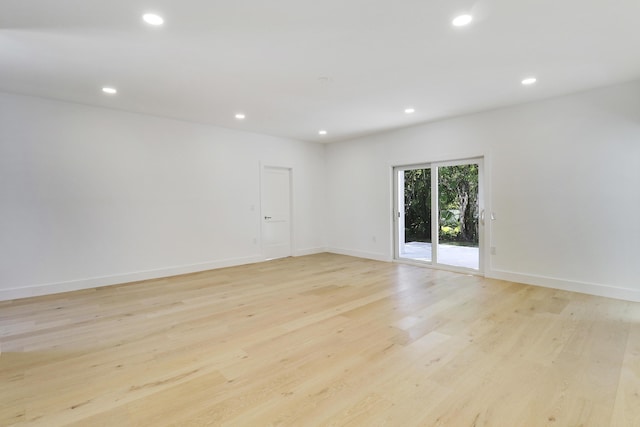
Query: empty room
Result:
<box><xmin>1</xmin><ymin>1</ymin><xmax>639</xmax><ymax>426</ymax></box>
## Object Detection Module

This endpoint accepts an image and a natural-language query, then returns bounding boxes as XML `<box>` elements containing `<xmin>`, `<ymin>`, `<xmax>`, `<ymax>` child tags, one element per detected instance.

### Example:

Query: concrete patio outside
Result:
<box><xmin>399</xmin><ymin>241</ymin><xmax>479</xmax><ymax>270</ymax></box>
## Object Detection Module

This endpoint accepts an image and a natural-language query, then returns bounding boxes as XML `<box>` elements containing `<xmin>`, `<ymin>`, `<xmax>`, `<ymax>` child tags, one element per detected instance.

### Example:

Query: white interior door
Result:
<box><xmin>261</xmin><ymin>166</ymin><xmax>292</xmax><ymax>260</ymax></box>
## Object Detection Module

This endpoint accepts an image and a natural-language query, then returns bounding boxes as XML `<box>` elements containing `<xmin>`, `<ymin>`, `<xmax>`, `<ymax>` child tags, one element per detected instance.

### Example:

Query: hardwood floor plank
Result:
<box><xmin>1</xmin><ymin>253</ymin><xmax>639</xmax><ymax>426</ymax></box>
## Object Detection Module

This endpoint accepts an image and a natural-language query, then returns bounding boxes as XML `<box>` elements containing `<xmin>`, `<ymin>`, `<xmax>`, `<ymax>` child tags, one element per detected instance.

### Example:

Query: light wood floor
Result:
<box><xmin>1</xmin><ymin>254</ymin><xmax>639</xmax><ymax>426</ymax></box>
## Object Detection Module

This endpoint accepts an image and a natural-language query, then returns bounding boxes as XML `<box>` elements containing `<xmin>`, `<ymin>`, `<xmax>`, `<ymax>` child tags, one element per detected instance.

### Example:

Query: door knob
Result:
<box><xmin>264</xmin><ymin>216</ymin><xmax>272</xmax><ymax>220</ymax></box>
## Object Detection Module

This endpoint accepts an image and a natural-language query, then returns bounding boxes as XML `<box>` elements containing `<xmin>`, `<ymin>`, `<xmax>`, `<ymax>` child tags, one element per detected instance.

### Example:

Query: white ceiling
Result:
<box><xmin>1</xmin><ymin>0</ymin><xmax>639</xmax><ymax>143</ymax></box>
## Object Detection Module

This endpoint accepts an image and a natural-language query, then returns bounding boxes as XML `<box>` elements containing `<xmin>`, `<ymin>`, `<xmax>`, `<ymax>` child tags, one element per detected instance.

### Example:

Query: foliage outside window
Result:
<box><xmin>404</xmin><ymin>165</ymin><xmax>478</xmax><ymax>246</ymax></box>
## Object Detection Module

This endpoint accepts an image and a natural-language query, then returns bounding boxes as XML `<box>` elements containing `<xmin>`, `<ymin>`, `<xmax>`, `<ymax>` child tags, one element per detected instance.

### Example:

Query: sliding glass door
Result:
<box><xmin>436</xmin><ymin>163</ymin><xmax>480</xmax><ymax>269</ymax></box>
<box><xmin>396</xmin><ymin>168</ymin><xmax>433</xmax><ymax>262</ymax></box>
<box><xmin>394</xmin><ymin>158</ymin><xmax>483</xmax><ymax>272</ymax></box>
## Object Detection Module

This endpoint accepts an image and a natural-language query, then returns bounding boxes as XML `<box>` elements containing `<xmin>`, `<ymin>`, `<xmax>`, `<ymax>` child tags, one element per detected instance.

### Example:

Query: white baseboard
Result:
<box><xmin>294</xmin><ymin>247</ymin><xmax>327</xmax><ymax>256</ymax></box>
<box><xmin>0</xmin><ymin>255</ymin><xmax>264</xmax><ymax>302</ymax></box>
<box><xmin>5</xmin><ymin>253</ymin><xmax>638</xmax><ymax>303</ymax></box>
<box><xmin>487</xmin><ymin>269</ymin><xmax>640</xmax><ymax>302</ymax></box>
<box><xmin>326</xmin><ymin>247</ymin><xmax>391</xmax><ymax>262</ymax></box>
<box><xmin>326</xmin><ymin>249</ymin><xmax>640</xmax><ymax>302</ymax></box>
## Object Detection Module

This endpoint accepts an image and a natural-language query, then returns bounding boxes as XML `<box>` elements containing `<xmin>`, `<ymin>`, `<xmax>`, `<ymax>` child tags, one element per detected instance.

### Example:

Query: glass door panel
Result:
<box><xmin>436</xmin><ymin>164</ymin><xmax>480</xmax><ymax>269</ymax></box>
<box><xmin>397</xmin><ymin>168</ymin><xmax>432</xmax><ymax>262</ymax></box>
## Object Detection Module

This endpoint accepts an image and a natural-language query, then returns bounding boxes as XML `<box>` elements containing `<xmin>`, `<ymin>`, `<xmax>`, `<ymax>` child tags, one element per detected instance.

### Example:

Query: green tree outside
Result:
<box><xmin>404</xmin><ymin>164</ymin><xmax>478</xmax><ymax>246</ymax></box>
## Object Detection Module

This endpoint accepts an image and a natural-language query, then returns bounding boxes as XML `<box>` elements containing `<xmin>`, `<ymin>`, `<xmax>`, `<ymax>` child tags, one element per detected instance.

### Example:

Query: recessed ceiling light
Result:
<box><xmin>521</xmin><ymin>77</ymin><xmax>537</xmax><ymax>86</ymax></box>
<box><xmin>102</xmin><ymin>87</ymin><xmax>117</xmax><ymax>95</ymax></box>
<box><xmin>404</xmin><ymin>108</ymin><xmax>415</xmax><ymax>114</ymax></box>
<box><xmin>143</xmin><ymin>13</ymin><xmax>164</xmax><ymax>26</ymax></box>
<box><xmin>452</xmin><ymin>14</ymin><xmax>473</xmax><ymax>27</ymax></box>
<box><xmin>318</xmin><ymin>130</ymin><xmax>328</xmax><ymax>136</ymax></box>
<box><xmin>235</xmin><ymin>113</ymin><xmax>246</xmax><ymax>120</ymax></box>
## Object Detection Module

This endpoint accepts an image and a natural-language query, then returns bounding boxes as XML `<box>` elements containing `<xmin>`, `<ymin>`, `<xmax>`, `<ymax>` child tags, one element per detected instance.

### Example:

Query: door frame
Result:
<box><xmin>392</xmin><ymin>156</ymin><xmax>486</xmax><ymax>275</ymax></box>
<box><xmin>260</xmin><ymin>164</ymin><xmax>294</xmax><ymax>260</ymax></box>
<box><xmin>393</xmin><ymin>162</ymin><xmax>431</xmax><ymax>262</ymax></box>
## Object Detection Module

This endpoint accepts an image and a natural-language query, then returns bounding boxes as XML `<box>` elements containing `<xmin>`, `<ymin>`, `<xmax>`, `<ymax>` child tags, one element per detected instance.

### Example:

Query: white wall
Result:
<box><xmin>326</xmin><ymin>80</ymin><xmax>640</xmax><ymax>301</ymax></box>
<box><xmin>0</xmin><ymin>92</ymin><xmax>326</xmax><ymax>300</ymax></box>
<box><xmin>3</xmin><ymin>81</ymin><xmax>640</xmax><ymax>302</ymax></box>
